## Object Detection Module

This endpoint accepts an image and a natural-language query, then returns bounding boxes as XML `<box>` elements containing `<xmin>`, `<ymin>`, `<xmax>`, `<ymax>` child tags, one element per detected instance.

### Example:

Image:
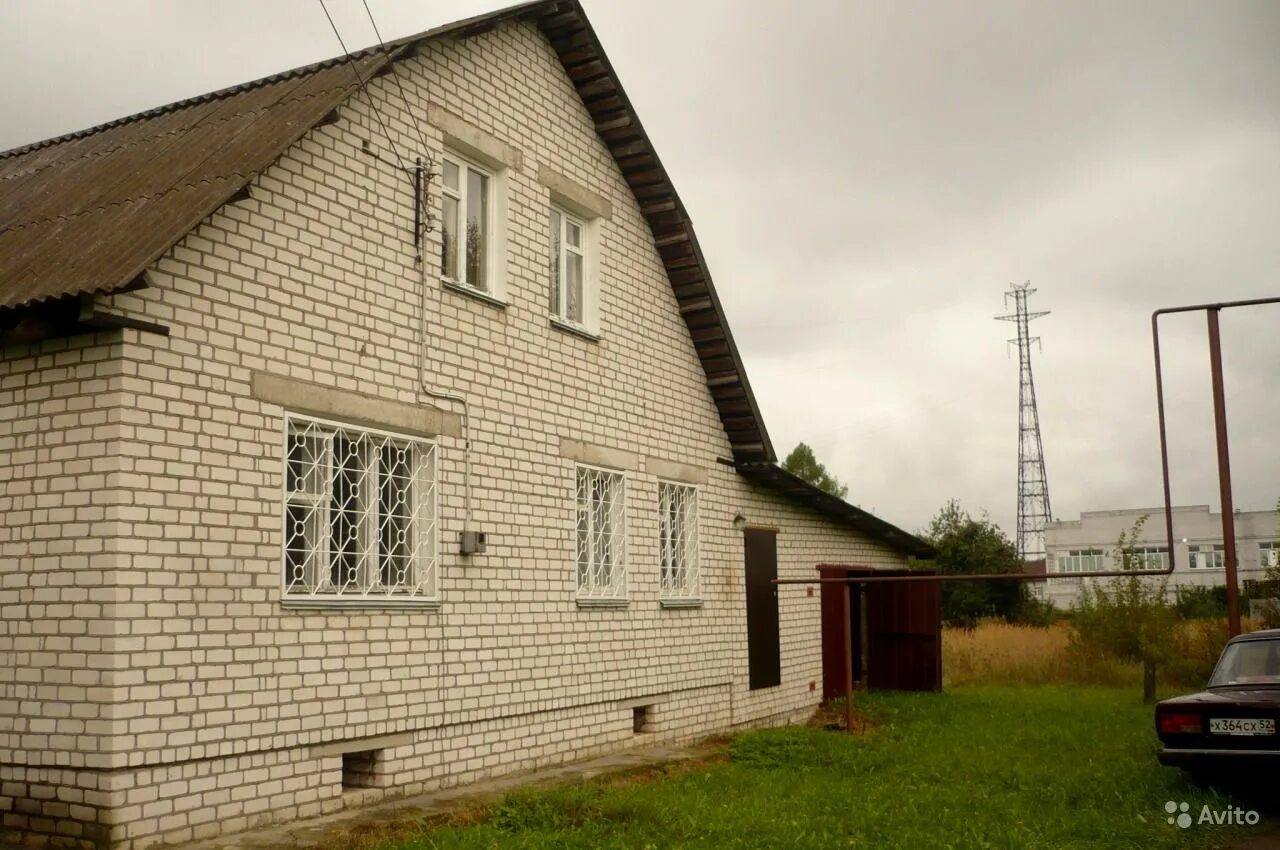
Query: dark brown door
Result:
<box><xmin>744</xmin><ymin>528</ymin><xmax>781</xmax><ymax>690</ymax></box>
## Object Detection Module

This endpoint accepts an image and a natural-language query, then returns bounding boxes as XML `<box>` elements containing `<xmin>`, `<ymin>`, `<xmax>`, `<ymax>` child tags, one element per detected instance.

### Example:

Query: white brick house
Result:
<box><xmin>0</xmin><ymin>2</ymin><xmax>932</xmax><ymax>847</ymax></box>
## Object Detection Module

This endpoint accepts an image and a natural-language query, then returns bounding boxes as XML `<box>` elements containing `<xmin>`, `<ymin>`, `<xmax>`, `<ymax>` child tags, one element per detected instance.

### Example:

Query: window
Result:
<box><xmin>658</xmin><ymin>482</ymin><xmax>699</xmax><ymax>601</ymax></box>
<box><xmin>576</xmin><ymin>466</ymin><xmax>626</xmax><ymax>601</ymax></box>
<box><xmin>1190</xmin><ymin>544</ymin><xmax>1226</xmax><ymax>570</ymax></box>
<box><xmin>1123</xmin><ymin>546</ymin><xmax>1168</xmax><ymax>570</ymax></box>
<box><xmin>440</xmin><ymin>152</ymin><xmax>491</xmax><ymax>292</ymax></box>
<box><xmin>1261</xmin><ymin>542</ymin><xmax>1279</xmax><ymax>569</ymax></box>
<box><xmin>1057</xmin><ymin>549</ymin><xmax>1104</xmax><ymax>574</ymax></box>
<box><xmin>283</xmin><ymin>414</ymin><xmax>437</xmax><ymax>604</ymax></box>
<box><xmin>549</xmin><ymin>206</ymin><xmax>588</xmax><ymax>326</ymax></box>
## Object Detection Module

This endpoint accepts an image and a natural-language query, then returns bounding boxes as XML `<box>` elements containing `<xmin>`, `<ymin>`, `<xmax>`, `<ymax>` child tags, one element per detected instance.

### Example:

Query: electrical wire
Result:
<box><xmin>360</xmin><ymin>0</ymin><xmax>434</xmax><ymax>161</ymax></box>
<box><xmin>316</xmin><ymin>0</ymin><xmax>411</xmax><ymax>177</ymax></box>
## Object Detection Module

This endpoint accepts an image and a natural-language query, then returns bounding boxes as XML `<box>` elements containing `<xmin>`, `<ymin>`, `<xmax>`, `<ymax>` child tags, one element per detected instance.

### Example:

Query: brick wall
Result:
<box><xmin>0</xmin><ymin>19</ymin><xmax>910</xmax><ymax>848</ymax></box>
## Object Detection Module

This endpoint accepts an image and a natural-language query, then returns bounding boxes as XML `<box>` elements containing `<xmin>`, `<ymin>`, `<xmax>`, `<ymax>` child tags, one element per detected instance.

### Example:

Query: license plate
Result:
<box><xmin>1209</xmin><ymin>718</ymin><xmax>1276</xmax><ymax>736</ymax></box>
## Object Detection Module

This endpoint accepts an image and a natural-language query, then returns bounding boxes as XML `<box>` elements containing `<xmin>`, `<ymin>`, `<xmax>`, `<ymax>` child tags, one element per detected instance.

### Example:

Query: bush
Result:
<box><xmin>1011</xmin><ymin>595</ymin><xmax>1058</xmax><ymax>628</ymax></box>
<box><xmin>1173</xmin><ymin>585</ymin><xmax>1228</xmax><ymax>620</ymax></box>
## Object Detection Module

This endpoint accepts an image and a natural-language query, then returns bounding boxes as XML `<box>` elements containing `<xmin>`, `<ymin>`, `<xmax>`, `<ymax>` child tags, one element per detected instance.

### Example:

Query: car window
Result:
<box><xmin>1209</xmin><ymin>639</ymin><xmax>1280</xmax><ymax>687</ymax></box>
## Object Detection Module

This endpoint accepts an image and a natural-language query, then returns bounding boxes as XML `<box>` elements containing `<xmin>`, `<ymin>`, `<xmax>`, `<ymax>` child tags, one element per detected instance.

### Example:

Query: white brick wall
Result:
<box><xmin>0</xmin><ymin>20</ymin><xmax>909</xmax><ymax>848</ymax></box>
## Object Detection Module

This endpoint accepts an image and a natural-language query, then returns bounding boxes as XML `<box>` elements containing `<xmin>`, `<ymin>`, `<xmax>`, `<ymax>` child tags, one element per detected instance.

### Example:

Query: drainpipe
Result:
<box><xmin>415</xmin><ymin>158</ymin><xmax>472</xmax><ymax>535</ymax></box>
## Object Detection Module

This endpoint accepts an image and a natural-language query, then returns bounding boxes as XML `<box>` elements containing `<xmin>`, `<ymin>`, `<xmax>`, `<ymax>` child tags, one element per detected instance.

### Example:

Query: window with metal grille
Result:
<box><xmin>1260</xmin><ymin>542</ymin><xmax>1279</xmax><ymax>569</ymax></box>
<box><xmin>576</xmin><ymin>465</ymin><xmax>626</xmax><ymax>601</ymax></box>
<box><xmin>283</xmin><ymin>414</ymin><xmax>437</xmax><ymax>605</ymax></box>
<box><xmin>658</xmin><ymin>481</ymin><xmax>699</xmax><ymax>601</ymax></box>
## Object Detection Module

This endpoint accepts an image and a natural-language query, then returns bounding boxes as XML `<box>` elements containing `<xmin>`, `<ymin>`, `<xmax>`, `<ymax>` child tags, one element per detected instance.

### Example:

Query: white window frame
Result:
<box><xmin>280</xmin><ymin>412</ymin><xmax>438</xmax><ymax>608</ymax></box>
<box><xmin>1260</xmin><ymin>542</ymin><xmax>1279</xmax><ymax>569</ymax></box>
<box><xmin>1190</xmin><ymin>544</ymin><xmax>1226</xmax><ymax>570</ymax></box>
<box><xmin>549</xmin><ymin>203</ymin><xmax>600</xmax><ymax>333</ymax></box>
<box><xmin>1125</xmin><ymin>546</ymin><xmax>1169</xmax><ymax>570</ymax></box>
<box><xmin>1057</xmin><ymin>549</ymin><xmax>1105</xmax><ymax>574</ymax></box>
<box><xmin>575</xmin><ymin>464</ymin><xmax>627</xmax><ymax>604</ymax></box>
<box><xmin>657</xmin><ymin>481</ymin><xmax>700</xmax><ymax>605</ymax></box>
<box><xmin>440</xmin><ymin>149</ymin><xmax>504</xmax><ymax>297</ymax></box>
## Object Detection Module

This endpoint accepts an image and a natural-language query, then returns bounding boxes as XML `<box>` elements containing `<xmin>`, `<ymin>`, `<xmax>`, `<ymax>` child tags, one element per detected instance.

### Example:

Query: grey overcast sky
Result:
<box><xmin>2</xmin><ymin>0</ymin><xmax>1278</xmax><ymax>539</ymax></box>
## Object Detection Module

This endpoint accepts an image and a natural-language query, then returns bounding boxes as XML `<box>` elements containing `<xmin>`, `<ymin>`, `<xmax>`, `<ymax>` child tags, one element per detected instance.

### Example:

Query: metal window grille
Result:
<box><xmin>283</xmin><ymin>414</ymin><xmax>437</xmax><ymax>604</ymax></box>
<box><xmin>576</xmin><ymin>466</ymin><xmax>626</xmax><ymax>600</ymax></box>
<box><xmin>1262</xmin><ymin>543</ymin><xmax>1279</xmax><ymax>569</ymax></box>
<box><xmin>658</xmin><ymin>482</ymin><xmax>699</xmax><ymax>599</ymax></box>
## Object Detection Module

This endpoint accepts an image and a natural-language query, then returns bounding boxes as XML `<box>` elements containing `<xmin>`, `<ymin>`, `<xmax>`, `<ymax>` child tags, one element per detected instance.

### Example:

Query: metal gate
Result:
<box><xmin>820</xmin><ymin>566</ymin><xmax>941</xmax><ymax>695</ymax></box>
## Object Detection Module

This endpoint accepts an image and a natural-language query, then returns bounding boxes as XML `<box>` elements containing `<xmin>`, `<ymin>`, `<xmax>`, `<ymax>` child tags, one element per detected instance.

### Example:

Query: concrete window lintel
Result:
<box><xmin>251</xmin><ymin>370</ymin><xmax>462</xmax><ymax>439</ymax></box>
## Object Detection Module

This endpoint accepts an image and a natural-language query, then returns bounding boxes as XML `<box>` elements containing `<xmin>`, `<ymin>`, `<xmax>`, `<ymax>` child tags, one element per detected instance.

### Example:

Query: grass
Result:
<box><xmin>349</xmin><ymin>687</ymin><xmax>1250</xmax><ymax>850</ymax></box>
<box><xmin>943</xmin><ymin>618</ymin><xmax>1249</xmax><ymax>690</ymax></box>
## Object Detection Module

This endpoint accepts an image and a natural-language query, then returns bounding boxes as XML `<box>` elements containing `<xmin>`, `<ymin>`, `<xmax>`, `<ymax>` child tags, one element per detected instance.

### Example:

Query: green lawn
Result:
<box><xmin>391</xmin><ymin>688</ymin><xmax>1259</xmax><ymax>849</ymax></box>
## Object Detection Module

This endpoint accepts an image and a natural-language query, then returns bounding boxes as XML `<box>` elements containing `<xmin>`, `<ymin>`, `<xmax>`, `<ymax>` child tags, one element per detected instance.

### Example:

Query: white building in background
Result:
<box><xmin>1044</xmin><ymin>505</ymin><xmax>1280</xmax><ymax>609</ymax></box>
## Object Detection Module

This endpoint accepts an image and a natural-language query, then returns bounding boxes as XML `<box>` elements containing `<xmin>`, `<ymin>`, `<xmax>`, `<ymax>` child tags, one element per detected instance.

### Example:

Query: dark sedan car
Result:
<box><xmin>1156</xmin><ymin>629</ymin><xmax>1280</xmax><ymax>774</ymax></box>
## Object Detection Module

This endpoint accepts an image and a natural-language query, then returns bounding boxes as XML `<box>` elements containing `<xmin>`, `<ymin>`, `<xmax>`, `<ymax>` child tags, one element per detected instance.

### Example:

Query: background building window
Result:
<box><xmin>1057</xmin><ymin>549</ymin><xmax>1104</xmax><ymax>574</ymax></box>
<box><xmin>658</xmin><ymin>482</ymin><xmax>699</xmax><ymax>600</ymax></box>
<box><xmin>1123</xmin><ymin>546</ymin><xmax>1169</xmax><ymax>570</ymax></box>
<box><xmin>1189</xmin><ymin>544</ymin><xmax>1226</xmax><ymax>570</ymax></box>
<box><xmin>283</xmin><ymin>414</ymin><xmax>437</xmax><ymax>604</ymax></box>
<box><xmin>576</xmin><ymin>465</ymin><xmax>626</xmax><ymax>601</ymax></box>
<box><xmin>1261</xmin><ymin>542</ymin><xmax>1279</xmax><ymax>569</ymax></box>
<box><xmin>440</xmin><ymin>152</ymin><xmax>492</xmax><ymax>291</ymax></box>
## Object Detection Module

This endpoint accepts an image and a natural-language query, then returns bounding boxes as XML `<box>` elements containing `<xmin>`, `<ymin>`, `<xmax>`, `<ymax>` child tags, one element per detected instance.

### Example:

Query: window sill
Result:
<box><xmin>660</xmin><ymin>598</ymin><xmax>703</xmax><ymax>609</ymax></box>
<box><xmin>576</xmin><ymin>596</ymin><xmax>629</xmax><ymax>609</ymax></box>
<box><xmin>549</xmin><ymin>316</ymin><xmax>601</xmax><ymax>342</ymax></box>
<box><xmin>282</xmin><ymin>597</ymin><xmax>442</xmax><ymax>611</ymax></box>
<box><xmin>442</xmin><ymin>279</ymin><xmax>508</xmax><ymax>309</ymax></box>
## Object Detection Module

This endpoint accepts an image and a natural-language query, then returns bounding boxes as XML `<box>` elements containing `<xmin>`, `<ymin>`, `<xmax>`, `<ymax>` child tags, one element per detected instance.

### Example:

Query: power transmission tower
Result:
<box><xmin>995</xmin><ymin>282</ymin><xmax>1052</xmax><ymax>564</ymax></box>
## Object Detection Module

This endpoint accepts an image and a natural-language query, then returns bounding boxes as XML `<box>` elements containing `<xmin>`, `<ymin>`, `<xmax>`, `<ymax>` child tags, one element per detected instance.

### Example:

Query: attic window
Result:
<box><xmin>440</xmin><ymin>151</ymin><xmax>492</xmax><ymax>293</ymax></box>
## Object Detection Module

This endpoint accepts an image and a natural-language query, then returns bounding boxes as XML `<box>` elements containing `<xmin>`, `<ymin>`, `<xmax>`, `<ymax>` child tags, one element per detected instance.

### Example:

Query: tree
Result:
<box><xmin>781</xmin><ymin>442</ymin><xmax>848</xmax><ymax>499</ymax></box>
<box><xmin>921</xmin><ymin>499</ymin><xmax>1028</xmax><ymax>627</ymax></box>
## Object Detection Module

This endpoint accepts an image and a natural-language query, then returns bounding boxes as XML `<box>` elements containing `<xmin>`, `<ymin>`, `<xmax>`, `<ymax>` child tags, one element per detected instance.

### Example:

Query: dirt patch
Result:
<box><xmin>807</xmin><ymin>701</ymin><xmax>876</xmax><ymax>734</ymax></box>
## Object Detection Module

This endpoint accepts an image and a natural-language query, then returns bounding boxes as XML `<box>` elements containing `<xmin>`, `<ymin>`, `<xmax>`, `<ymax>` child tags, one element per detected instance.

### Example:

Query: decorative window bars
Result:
<box><xmin>283</xmin><ymin>414</ymin><xmax>437</xmax><ymax>605</ymax></box>
<box><xmin>576</xmin><ymin>465</ymin><xmax>626</xmax><ymax>601</ymax></box>
<box><xmin>658</xmin><ymin>482</ymin><xmax>699</xmax><ymax>600</ymax></box>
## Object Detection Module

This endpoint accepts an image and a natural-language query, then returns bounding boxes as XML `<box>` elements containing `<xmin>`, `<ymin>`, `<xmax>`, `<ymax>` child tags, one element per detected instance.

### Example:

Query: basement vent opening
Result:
<box><xmin>633</xmin><ymin>705</ymin><xmax>652</xmax><ymax>734</ymax></box>
<box><xmin>342</xmin><ymin>749</ymin><xmax>383</xmax><ymax>789</ymax></box>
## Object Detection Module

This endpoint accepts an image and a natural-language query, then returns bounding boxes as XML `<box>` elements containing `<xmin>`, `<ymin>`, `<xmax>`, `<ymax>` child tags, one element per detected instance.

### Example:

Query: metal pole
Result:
<box><xmin>1206</xmin><ymin>309</ymin><xmax>1242</xmax><ymax>637</ymax></box>
<box><xmin>842</xmin><ymin>581</ymin><xmax>856</xmax><ymax>734</ymax></box>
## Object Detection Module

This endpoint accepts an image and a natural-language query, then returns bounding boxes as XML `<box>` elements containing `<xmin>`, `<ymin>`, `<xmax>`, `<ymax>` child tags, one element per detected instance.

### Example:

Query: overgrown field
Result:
<box><xmin>350</xmin><ymin>688</ymin><xmax>1252</xmax><ymax>850</ymax></box>
<box><xmin>943</xmin><ymin>618</ymin><xmax>1246</xmax><ymax>690</ymax></box>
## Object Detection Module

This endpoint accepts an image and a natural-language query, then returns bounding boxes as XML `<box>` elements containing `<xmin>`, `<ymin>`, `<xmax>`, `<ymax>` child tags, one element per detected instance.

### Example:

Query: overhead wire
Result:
<box><xmin>360</xmin><ymin>0</ymin><xmax>434</xmax><ymax>160</ymax></box>
<box><xmin>316</xmin><ymin>0</ymin><xmax>411</xmax><ymax>178</ymax></box>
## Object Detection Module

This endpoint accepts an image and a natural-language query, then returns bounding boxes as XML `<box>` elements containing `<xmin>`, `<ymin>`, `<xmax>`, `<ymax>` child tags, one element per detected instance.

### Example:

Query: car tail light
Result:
<box><xmin>1158</xmin><ymin>711</ymin><xmax>1203</xmax><ymax>736</ymax></box>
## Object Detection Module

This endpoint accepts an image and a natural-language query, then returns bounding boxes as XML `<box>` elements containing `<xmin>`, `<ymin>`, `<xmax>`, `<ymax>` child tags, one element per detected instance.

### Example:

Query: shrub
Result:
<box><xmin>1173</xmin><ymin>585</ymin><xmax>1228</xmax><ymax>620</ymax></box>
<box><xmin>1011</xmin><ymin>595</ymin><xmax>1058</xmax><ymax>628</ymax></box>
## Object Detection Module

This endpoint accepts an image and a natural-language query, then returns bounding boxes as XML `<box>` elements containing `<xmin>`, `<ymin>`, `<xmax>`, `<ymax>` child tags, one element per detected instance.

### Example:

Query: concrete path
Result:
<box><xmin>177</xmin><ymin>743</ymin><xmax>705</xmax><ymax>850</ymax></box>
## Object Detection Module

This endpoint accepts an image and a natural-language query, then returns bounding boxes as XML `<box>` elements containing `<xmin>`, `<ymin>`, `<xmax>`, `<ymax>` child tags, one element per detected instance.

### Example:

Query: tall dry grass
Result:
<box><xmin>942</xmin><ymin>618</ymin><xmax>1254</xmax><ymax>689</ymax></box>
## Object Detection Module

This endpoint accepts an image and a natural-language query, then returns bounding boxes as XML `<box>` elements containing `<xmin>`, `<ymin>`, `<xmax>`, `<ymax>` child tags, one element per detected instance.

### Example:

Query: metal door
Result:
<box><xmin>744</xmin><ymin>528</ymin><xmax>781</xmax><ymax>689</ymax></box>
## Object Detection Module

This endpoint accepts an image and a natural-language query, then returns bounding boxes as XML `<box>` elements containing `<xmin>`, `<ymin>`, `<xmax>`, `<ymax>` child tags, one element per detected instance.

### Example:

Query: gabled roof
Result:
<box><xmin>737</xmin><ymin>463</ymin><xmax>936</xmax><ymax>559</ymax></box>
<box><xmin>0</xmin><ymin>0</ymin><xmax>775</xmax><ymax>464</ymax></box>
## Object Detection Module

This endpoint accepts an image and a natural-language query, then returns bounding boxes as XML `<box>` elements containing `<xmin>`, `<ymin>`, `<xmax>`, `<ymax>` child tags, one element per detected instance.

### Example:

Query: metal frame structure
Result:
<box><xmin>995</xmin><ymin>282</ymin><xmax>1052</xmax><ymax>564</ymax></box>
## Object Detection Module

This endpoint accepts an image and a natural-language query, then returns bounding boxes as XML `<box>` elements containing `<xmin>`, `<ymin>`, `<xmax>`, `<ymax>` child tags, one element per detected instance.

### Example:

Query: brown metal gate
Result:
<box><xmin>820</xmin><ymin>567</ymin><xmax>941</xmax><ymax>695</ymax></box>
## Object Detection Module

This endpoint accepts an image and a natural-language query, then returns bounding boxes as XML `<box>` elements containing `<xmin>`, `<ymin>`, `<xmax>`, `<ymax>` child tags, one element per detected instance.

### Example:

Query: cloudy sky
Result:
<box><xmin>2</xmin><ymin>0</ymin><xmax>1277</xmax><ymax>541</ymax></box>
